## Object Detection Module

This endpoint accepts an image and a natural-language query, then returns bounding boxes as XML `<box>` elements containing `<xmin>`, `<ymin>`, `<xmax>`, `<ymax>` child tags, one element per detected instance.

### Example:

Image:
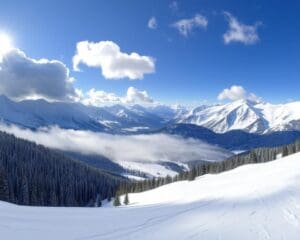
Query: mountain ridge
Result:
<box><xmin>1</xmin><ymin>95</ymin><xmax>300</xmax><ymax>135</ymax></box>
<box><xmin>177</xmin><ymin>99</ymin><xmax>300</xmax><ymax>134</ymax></box>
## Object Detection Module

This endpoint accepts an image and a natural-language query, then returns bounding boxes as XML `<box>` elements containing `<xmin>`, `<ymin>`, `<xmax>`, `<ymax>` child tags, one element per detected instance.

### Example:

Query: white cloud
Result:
<box><xmin>0</xmin><ymin>48</ymin><xmax>76</xmax><ymax>101</ymax></box>
<box><xmin>223</xmin><ymin>12</ymin><xmax>261</xmax><ymax>45</ymax></box>
<box><xmin>125</xmin><ymin>86</ymin><xmax>153</xmax><ymax>103</ymax></box>
<box><xmin>148</xmin><ymin>17</ymin><xmax>157</xmax><ymax>29</ymax></box>
<box><xmin>172</xmin><ymin>14</ymin><xmax>208</xmax><ymax>37</ymax></box>
<box><xmin>73</xmin><ymin>41</ymin><xmax>155</xmax><ymax>80</ymax></box>
<box><xmin>82</xmin><ymin>88</ymin><xmax>122</xmax><ymax>106</ymax></box>
<box><xmin>79</xmin><ymin>86</ymin><xmax>153</xmax><ymax>106</ymax></box>
<box><xmin>218</xmin><ymin>85</ymin><xmax>260</xmax><ymax>102</ymax></box>
<box><xmin>0</xmin><ymin>124</ymin><xmax>231</xmax><ymax>167</ymax></box>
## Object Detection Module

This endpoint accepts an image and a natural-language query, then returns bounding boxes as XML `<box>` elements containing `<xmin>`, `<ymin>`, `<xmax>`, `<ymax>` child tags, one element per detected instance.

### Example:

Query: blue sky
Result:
<box><xmin>0</xmin><ymin>0</ymin><xmax>299</xmax><ymax>105</ymax></box>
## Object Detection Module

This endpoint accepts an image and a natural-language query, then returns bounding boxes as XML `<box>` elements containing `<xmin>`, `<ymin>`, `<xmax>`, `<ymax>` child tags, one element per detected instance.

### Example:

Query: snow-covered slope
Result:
<box><xmin>178</xmin><ymin>99</ymin><xmax>300</xmax><ymax>134</ymax></box>
<box><xmin>255</xmin><ymin>101</ymin><xmax>300</xmax><ymax>132</ymax></box>
<box><xmin>2</xmin><ymin>151</ymin><xmax>300</xmax><ymax>239</ymax></box>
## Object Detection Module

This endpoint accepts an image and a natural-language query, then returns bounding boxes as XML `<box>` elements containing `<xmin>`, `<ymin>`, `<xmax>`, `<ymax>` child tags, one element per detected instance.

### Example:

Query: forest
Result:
<box><xmin>0</xmin><ymin>131</ymin><xmax>126</xmax><ymax>206</ymax></box>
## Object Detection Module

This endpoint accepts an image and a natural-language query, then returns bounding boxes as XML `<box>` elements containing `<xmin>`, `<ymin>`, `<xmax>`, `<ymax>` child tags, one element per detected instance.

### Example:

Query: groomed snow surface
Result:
<box><xmin>2</xmin><ymin>152</ymin><xmax>300</xmax><ymax>239</ymax></box>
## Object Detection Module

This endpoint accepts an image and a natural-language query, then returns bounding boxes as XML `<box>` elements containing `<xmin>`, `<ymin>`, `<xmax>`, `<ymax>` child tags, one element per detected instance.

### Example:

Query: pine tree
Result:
<box><xmin>124</xmin><ymin>193</ymin><xmax>129</xmax><ymax>205</ymax></box>
<box><xmin>282</xmin><ymin>146</ymin><xmax>289</xmax><ymax>157</ymax></box>
<box><xmin>296</xmin><ymin>140</ymin><xmax>300</xmax><ymax>153</ymax></box>
<box><xmin>250</xmin><ymin>151</ymin><xmax>258</xmax><ymax>163</ymax></box>
<box><xmin>95</xmin><ymin>193</ymin><xmax>102</xmax><ymax>207</ymax></box>
<box><xmin>20</xmin><ymin>176</ymin><xmax>29</xmax><ymax>205</ymax></box>
<box><xmin>188</xmin><ymin>168</ymin><xmax>196</xmax><ymax>181</ymax></box>
<box><xmin>0</xmin><ymin>169</ymin><xmax>9</xmax><ymax>201</ymax></box>
<box><xmin>113</xmin><ymin>193</ymin><xmax>121</xmax><ymax>207</ymax></box>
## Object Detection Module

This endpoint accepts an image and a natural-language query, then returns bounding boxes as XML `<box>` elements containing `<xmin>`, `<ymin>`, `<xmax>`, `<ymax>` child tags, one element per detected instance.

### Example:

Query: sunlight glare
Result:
<box><xmin>0</xmin><ymin>32</ymin><xmax>13</xmax><ymax>56</ymax></box>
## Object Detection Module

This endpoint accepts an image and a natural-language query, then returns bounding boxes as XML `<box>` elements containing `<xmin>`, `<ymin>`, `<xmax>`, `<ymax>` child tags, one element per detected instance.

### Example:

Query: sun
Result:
<box><xmin>0</xmin><ymin>32</ymin><xmax>13</xmax><ymax>56</ymax></box>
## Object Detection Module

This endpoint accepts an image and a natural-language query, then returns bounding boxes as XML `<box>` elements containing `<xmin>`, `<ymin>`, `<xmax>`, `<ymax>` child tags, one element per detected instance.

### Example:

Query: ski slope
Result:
<box><xmin>2</xmin><ymin>152</ymin><xmax>300</xmax><ymax>239</ymax></box>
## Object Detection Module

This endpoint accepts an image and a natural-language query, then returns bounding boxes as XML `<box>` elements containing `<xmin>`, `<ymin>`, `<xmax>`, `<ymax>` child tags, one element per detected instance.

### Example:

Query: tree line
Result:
<box><xmin>116</xmin><ymin>139</ymin><xmax>300</xmax><ymax>199</ymax></box>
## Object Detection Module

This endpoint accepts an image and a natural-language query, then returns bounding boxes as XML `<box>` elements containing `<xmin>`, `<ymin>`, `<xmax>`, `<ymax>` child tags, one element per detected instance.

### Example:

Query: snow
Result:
<box><xmin>1</xmin><ymin>95</ymin><xmax>300</xmax><ymax>135</ymax></box>
<box><xmin>2</xmin><ymin>152</ymin><xmax>300</xmax><ymax>239</ymax></box>
<box><xmin>178</xmin><ymin>99</ymin><xmax>300</xmax><ymax>134</ymax></box>
<box><xmin>122</xmin><ymin>174</ymin><xmax>146</xmax><ymax>181</ymax></box>
<box><xmin>0</xmin><ymin>96</ymin><xmax>166</xmax><ymax>133</ymax></box>
<box><xmin>232</xmin><ymin>149</ymin><xmax>246</xmax><ymax>154</ymax></box>
<box><xmin>256</xmin><ymin>101</ymin><xmax>300</xmax><ymax>132</ymax></box>
<box><xmin>122</xmin><ymin>126</ymin><xmax>150</xmax><ymax>132</ymax></box>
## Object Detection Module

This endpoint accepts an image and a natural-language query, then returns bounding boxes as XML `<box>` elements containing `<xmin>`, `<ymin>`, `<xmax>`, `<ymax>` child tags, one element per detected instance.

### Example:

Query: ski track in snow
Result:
<box><xmin>2</xmin><ymin>152</ymin><xmax>300</xmax><ymax>239</ymax></box>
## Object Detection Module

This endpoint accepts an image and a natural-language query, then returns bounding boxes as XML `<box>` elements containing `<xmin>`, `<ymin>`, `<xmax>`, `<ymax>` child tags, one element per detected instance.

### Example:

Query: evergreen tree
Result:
<box><xmin>20</xmin><ymin>176</ymin><xmax>29</xmax><ymax>205</ymax></box>
<box><xmin>113</xmin><ymin>193</ymin><xmax>121</xmax><ymax>206</ymax></box>
<box><xmin>282</xmin><ymin>146</ymin><xmax>289</xmax><ymax>157</ymax></box>
<box><xmin>0</xmin><ymin>168</ymin><xmax>9</xmax><ymax>201</ymax></box>
<box><xmin>95</xmin><ymin>193</ymin><xmax>102</xmax><ymax>207</ymax></box>
<box><xmin>296</xmin><ymin>140</ymin><xmax>300</xmax><ymax>152</ymax></box>
<box><xmin>124</xmin><ymin>193</ymin><xmax>129</xmax><ymax>205</ymax></box>
<box><xmin>250</xmin><ymin>151</ymin><xmax>258</xmax><ymax>163</ymax></box>
<box><xmin>188</xmin><ymin>168</ymin><xmax>196</xmax><ymax>181</ymax></box>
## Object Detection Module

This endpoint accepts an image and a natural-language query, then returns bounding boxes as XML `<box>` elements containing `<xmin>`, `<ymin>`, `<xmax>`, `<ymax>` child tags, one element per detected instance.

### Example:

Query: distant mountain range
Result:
<box><xmin>177</xmin><ymin>99</ymin><xmax>300</xmax><ymax>134</ymax></box>
<box><xmin>1</xmin><ymin>95</ymin><xmax>300</xmax><ymax>135</ymax></box>
<box><xmin>0</xmin><ymin>95</ymin><xmax>172</xmax><ymax>133</ymax></box>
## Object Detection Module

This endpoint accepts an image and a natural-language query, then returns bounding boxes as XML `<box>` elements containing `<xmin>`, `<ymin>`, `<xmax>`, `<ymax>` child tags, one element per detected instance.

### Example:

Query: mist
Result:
<box><xmin>0</xmin><ymin>124</ymin><xmax>232</xmax><ymax>165</ymax></box>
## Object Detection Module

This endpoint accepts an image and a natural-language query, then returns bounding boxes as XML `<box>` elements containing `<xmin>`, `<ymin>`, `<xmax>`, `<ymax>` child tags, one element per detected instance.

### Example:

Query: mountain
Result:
<box><xmin>144</xmin><ymin>104</ymin><xmax>188</xmax><ymax>120</ymax></box>
<box><xmin>177</xmin><ymin>99</ymin><xmax>300</xmax><ymax>134</ymax></box>
<box><xmin>0</xmin><ymin>95</ymin><xmax>168</xmax><ymax>133</ymax></box>
<box><xmin>102</xmin><ymin>104</ymin><xmax>166</xmax><ymax>131</ymax></box>
<box><xmin>157</xmin><ymin>123</ymin><xmax>300</xmax><ymax>150</ymax></box>
<box><xmin>2</xmin><ymin>149</ymin><xmax>300</xmax><ymax>239</ymax></box>
<box><xmin>1</xmin><ymin>95</ymin><xmax>300</xmax><ymax>136</ymax></box>
<box><xmin>0</xmin><ymin>95</ymin><xmax>107</xmax><ymax>131</ymax></box>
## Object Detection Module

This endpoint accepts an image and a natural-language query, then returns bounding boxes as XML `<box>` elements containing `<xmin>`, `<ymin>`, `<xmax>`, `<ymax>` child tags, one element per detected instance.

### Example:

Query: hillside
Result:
<box><xmin>0</xmin><ymin>131</ymin><xmax>125</xmax><ymax>206</ymax></box>
<box><xmin>2</xmin><ymin>150</ymin><xmax>300</xmax><ymax>239</ymax></box>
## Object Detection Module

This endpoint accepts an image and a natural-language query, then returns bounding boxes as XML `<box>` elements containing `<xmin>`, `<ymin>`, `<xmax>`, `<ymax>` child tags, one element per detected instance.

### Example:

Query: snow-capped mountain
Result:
<box><xmin>177</xmin><ymin>99</ymin><xmax>300</xmax><ymax>134</ymax></box>
<box><xmin>1</xmin><ymin>94</ymin><xmax>300</xmax><ymax>135</ymax></box>
<box><xmin>102</xmin><ymin>104</ymin><xmax>166</xmax><ymax>131</ymax></box>
<box><xmin>0</xmin><ymin>95</ymin><xmax>107</xmax><ymax>131</ymax></box>
<box><xmin>0</xmin><ymin>95</ymin><xmax>169</xmax><ymax>133</ymax></box>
